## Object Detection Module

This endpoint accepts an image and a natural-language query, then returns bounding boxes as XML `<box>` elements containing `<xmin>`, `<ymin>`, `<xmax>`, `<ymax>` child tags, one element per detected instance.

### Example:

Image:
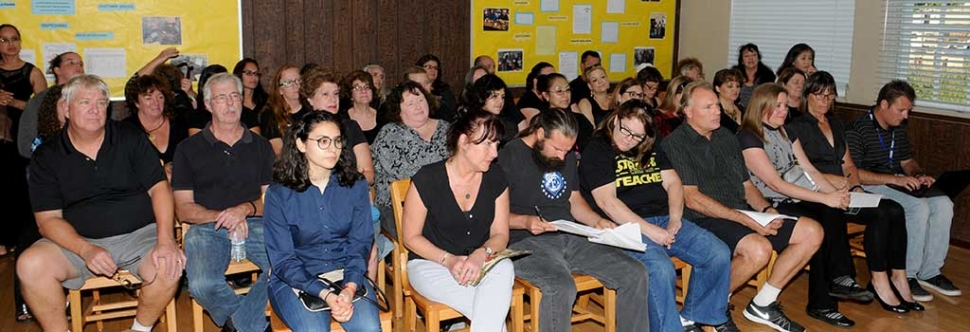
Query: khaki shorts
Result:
<box><xmin>36</xmin><ymin>223</ymin><xmax>157</xmax><ymax>289</ymax></box>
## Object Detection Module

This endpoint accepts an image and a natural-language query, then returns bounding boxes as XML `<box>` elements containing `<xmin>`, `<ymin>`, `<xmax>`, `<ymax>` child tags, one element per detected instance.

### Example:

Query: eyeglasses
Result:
<box><xmin>422</xmin><ymin>64</ymin><xmax>439</xmax><ymax>71</ymax></box>
<box><xmin>211</xmin><ymin>92</ymin><xmax>242</xmax><ymax>104</ymax></box>
<box><xmin>625</xmin><ymin>91</ymin><xmax>646</xmax><ymax>99</ymax></box>
<box><xmin>243</xmin><ymin>70</ymin><xmax>261</xmax><ymax>77</ymax></box>
<box><xmin>0</xmin><ymin>37</ymin><xmax>21</xmax><ymax>44</ymax></box>
<box><xmin>618</xmin><ymin>120</ymin><xmax>646</xmax><ymax>142</ymax></box>
<box><xmin>352</xmin><ymin>84</ymin><xmax>370</xmax><ymax>92</ymax></box>
<box><xmin>279</xmin><ymin>79</ymin><xmax>301</xmax><ymax>88</ymax></box>
<box><xmin>307</xmin><ymin>136</ymin><xmax>344</xmax><ymax>150</ymax></box>
<box><xmin>643</xmin><ymin>83</ymin><xmax>659</xmax><ymax>92</ymax></box>
<box><xmin>813</xmin><ymin>93</ymin><xmax>836</xmax><ymax>100</ymax></box>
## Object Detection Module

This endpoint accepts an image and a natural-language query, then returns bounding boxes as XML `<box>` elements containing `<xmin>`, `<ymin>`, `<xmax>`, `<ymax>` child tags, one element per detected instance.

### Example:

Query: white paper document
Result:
<box><xmin>558</xmin><ymin>51</ymin><xmax>579</xmax><ymax>81</ymax></box>
<box><xmin>573</xmin><ymin>5</ymin><xmax>592</xmax><ymax>34</ymax></box>
<box><xmin>601</xmin><ymin>22</ymin><xmax>619</xmax><ymax>43</ymax></box>
<box><xmin>736</xmin><ymin>210</ymin><xmax>798</xmax><ymax>227</ymax></box>
<box><xmin>607</xmin><ymin>0</ymin><xmax>625</xmax><ymax>14</ymax></box>
<box><xmin>550</xmin><ymin>220</ymin><xmax>646</xmax><ymax>252</ymax></box>
<box><xmin>849</xmin><ymin>192</ymin><xmax>883</xmax><ymax>208</ymax></box>
<box><xmin>609</xmin><ymin>53</ymin><xmax>626</xmax><ymax>73</ymax></box>
<box><xmin>84</xmin><ymin>48</ymin><xmax>127</xmax><ymax>78</ymax></box>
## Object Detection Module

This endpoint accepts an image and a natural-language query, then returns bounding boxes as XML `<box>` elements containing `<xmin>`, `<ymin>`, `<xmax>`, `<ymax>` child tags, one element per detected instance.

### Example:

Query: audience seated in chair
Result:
<box><xmin>497</xmin><ymin>109</ymin><xmax>649</xmax><ymax>332</ymax></box>
<box><xmin>264</xmin><ymin>111</ymin><xmax>381</xmax><ymax>331</ymax></box>
<box><xmin>172</xmin><ymin>72</ymin><xmax>275</xmax><ymax>332</ymax></box>
<box><xmin>18</xmin><ymin>74</ymin><xmax>183</xmax><ymax>332</ymax></box>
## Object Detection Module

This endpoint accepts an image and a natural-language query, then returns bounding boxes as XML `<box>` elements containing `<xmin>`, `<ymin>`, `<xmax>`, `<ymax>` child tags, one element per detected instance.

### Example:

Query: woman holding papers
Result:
<box><xmin>578</xmin><ymin>100</ymin><xmax>732</xmax><ymax>332</ymax></box>
<box><xmin>402</xmin><ymin>110</ymin><xmax>514</xmax><ymax>331</ymax></box>
<box><xmin>738</xmin><ymin>83</ymin><xmax>910</xmax><ymax>329</ymax></box>
<box><xmin>786</xmin><ymin>72</ymin><xmax>919</xmax><ymax>311</ymax></box>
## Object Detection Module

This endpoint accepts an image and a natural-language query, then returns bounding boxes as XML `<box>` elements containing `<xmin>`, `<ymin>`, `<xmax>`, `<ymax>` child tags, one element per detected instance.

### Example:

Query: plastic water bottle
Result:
<box><xmin>230</xmin><ymin>228</ymin><xmax>246</xmax><ymax>262</ymax></box>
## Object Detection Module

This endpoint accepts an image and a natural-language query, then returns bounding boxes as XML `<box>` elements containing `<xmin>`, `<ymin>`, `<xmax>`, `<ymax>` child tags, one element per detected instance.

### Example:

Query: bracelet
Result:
<box><xmin>439</xmin><ymin>252</ymin><xmax>450</xmax><ymax>265</ymax></box>
<box><xmin>248</xmin><ymin>201</ymin><xmax>257</xmax><ymax>217</ymax></box>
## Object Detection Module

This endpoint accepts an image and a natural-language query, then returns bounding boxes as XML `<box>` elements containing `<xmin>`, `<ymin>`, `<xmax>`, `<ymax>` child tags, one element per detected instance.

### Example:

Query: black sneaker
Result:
<box><xmin>807</xmin><ymin>308</ymin><xmax>855</xmax><ymax>328</ymax></box>
<box><xmin>713</xmin><ymin>305</ymin><xmax>740</xmax><ymax>332</ymax></box>
<box><xmin>919</xmin><ymin>274</ymin><xmax>962</xmax><ymax>297</ymax></box>
<box><xmin>829</xmin><ymin>279</ymin><xmax>874</xmax><ymax>302</ymax></box>
<box><xmin>908</xmin><ymin>278</ymin><xmax>934</xmax><ymax>302</ymax></box>
<box><xmin>743</xmin><ymin>300</ymin><xmax>805</xmax><ymax>332</ymax></box>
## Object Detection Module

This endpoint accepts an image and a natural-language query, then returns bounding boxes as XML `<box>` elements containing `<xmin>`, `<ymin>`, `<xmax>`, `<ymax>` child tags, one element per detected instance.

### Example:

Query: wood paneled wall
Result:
<box><xmin>241</xmin><ymin>0</ymin><xmax>471</xmax><ymax>93</ymax></box>
<box><xmin>833</xmin><ymin>104</ymin><xmax>970</xmax><ymax>248</ymax></box>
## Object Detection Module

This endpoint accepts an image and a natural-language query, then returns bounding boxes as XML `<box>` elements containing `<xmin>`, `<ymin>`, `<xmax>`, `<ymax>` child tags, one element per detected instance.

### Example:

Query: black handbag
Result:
<box><xmin>294</xmin><ymin>269</ymin><xmax>388</xmax><ymax>312</ymax></box>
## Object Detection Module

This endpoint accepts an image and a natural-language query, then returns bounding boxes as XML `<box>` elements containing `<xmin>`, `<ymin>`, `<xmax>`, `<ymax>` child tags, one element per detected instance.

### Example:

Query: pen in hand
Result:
<box><xmin>532</xmin><ymin>206</ymin><xmax>557</xmax><ymax>235</ymax></box>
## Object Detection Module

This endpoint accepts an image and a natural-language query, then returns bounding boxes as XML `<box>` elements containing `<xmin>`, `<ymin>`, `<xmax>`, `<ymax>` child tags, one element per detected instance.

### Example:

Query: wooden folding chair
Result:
<box><xmin>391</xmin><ymin>179</ymin><xmax>524</xmax><ymax>332</ymax></box>
<box><xmin>68</xmin><ymin>272</ymin><xmax>177</xmax><ymax>332</ymax></box>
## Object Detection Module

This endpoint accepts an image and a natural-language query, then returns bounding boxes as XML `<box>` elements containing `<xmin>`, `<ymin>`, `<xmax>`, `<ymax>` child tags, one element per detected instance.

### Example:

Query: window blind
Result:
<box><xmin>879</xmin><ymin>1</ymin><xmax>970</xmax><ymax>113</ymax></box>
<box><xmin>727</xmin><ymin>0</ymin><xmax>856</xmax><ymax>98</ymax></box>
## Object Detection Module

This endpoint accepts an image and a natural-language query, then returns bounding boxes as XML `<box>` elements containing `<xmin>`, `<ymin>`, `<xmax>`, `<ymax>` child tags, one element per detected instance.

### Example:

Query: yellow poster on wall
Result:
<box><xmin>2</xmin><ymin>0</ymin><xmax>242</xmax><ymax>99</ymax></box>
<box><xmin>471</xmin><ymin>0</ymin><xmax>676</xmax><ymax>87</ymax></box>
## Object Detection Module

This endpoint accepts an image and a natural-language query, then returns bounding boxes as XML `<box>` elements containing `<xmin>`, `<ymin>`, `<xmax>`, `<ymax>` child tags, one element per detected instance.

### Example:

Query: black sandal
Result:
<box><xmin>15</xmin><ymin>304</ymin><xmax>33</xmax><ymax>322</ymax></box>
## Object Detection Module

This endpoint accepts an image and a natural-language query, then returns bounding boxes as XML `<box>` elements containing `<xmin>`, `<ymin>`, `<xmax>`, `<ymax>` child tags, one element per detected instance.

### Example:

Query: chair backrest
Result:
<box><xmin>389</xmin><ymin>179</ymin><xmax>412</xmax><ymax>288</ymax></box>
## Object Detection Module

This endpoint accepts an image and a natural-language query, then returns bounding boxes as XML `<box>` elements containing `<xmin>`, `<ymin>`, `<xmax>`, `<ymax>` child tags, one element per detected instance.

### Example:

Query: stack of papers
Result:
<box><xmin>736</xmin><ymin>210</ymin><xmax>798</xmax><ymax>227</ymax></box>
<box><xmin>549</xmin><ymin>220</ymin><xmax>646</xmax><ymax>252</ymax></box>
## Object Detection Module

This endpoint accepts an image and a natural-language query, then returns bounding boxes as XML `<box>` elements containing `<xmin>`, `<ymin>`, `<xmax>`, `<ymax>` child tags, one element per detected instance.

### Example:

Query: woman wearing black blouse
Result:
<box><xmin>787</xmin><ymin>72</ymin><xmax>921</xmax><ymax>313</ymax></box>
<box><xmin>733</xmin><ymin>43</ymin><xmax>776</xmax><ymax>107</ymax></box>
<box><xmin>123</xmin><ymin>74</ymin><xmax>188</xmax><ymax>172</ymax></box>
<box><xmin>402</xmin><ymin>110</ymin><xmax>513</xmax><ymax>331</ymax></box>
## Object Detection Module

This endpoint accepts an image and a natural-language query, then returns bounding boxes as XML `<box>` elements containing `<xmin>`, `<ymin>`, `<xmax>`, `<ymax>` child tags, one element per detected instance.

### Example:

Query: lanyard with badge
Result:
<box><xmin>869</xmin><ymin>110</ymin><xmax>896</xmax><ymax>171</ymax></box>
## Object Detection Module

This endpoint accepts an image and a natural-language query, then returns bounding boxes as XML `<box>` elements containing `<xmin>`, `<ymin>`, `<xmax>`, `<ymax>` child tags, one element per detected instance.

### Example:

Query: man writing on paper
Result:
<box><xmin>845</xmin><ymin>80</ymin><xmax>961</xmax><ymax>301</ymax></box>
<box><xmin>497</xmin><ymin>109</ymin><xmax>649</xmax><ymax>332</ymax></box>
<box><xmin>662</xmin><ymin>82</ymin><xmax>822</xmax><ymax>332</ymax></box>
<box><xmin>579</xmin><ymin>100</ymin><xmax>731</xmax><ymax>332</ymax></box>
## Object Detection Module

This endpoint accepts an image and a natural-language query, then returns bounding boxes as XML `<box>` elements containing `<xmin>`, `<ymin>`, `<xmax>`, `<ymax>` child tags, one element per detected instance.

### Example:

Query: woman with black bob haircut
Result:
<box><xmin>264</xmin><ymin>111</ymin><xmax>381</xmax><ymax>331</ymax></box>
<box><xmin>232</xmin><ymin>58</ymin><xmax>269</xmax><ymax>117</ymax></box>
<box><xmin>733</xmin><ymin>43</ymin><xmax>776</xmax><ymax>107</ymax></box>
<box><xmin>462</xmin><ymin>74</ymin><xmax>520</xmax><ymax>146</ymax></box>
<box><xmin>402</xmin><ymin>110</ymin><xmax>514</xmax><ymax>331</ymax></box>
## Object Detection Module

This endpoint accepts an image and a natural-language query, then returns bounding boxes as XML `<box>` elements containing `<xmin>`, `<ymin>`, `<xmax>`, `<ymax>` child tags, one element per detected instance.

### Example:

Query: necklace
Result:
<box><xmin>446</xmin><ymin>161</ymin><xmax>475</xmax><ymax>200</ymax></box>
<box><xmin>144</xmin><ymin>117</ymin><xmax>166</xmax><ymax>141</ymax></box>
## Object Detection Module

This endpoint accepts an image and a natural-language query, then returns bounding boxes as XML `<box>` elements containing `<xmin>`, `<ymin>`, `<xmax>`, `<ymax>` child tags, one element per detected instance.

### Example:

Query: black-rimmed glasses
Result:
<box><xmin>618</xmin><ymin>119</ymin><xmax>646</xmax><ymax>142</ymax></box>
<box><xmin>307</xmin><ymin>136</ymin><xmax>344</xmax><ymax>150</ymax></box>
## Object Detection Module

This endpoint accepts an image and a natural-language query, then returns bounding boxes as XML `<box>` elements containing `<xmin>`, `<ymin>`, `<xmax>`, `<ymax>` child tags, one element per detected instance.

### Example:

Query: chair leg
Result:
<box><xmin>529</xmin><ymin>288</ymin><xmax>541</xmax><ymax>332</ymax></box>
<box><xmin>604</xmin><ymin>289</ymin><xmax>617</xmax><ymax>332</ymax></box>
<box><xmin>193</xmin><ymin>298</ymin><xmax>205</xmax><ymax>332</ymax></box>
<box><xmin>93</xmin><ymin>289</ymin><xmax>104</xmax><ymax>332</ymax></box>
<box><xmin>393</xmin><ymin>258</ymin><xmax>403</xmax><ymax>320</ymax></box>
<box><xmin>166</xmin><ymin>297</ymin><xmax>178</xmax><ymax>332</ymax></box>
<box><xmin>69</xmin><ymin>289</ymin><xmax>84</xmax><ymax>332</ymax></box>
<box><xmin>511</xmin><ymin>290</ymin><xmax>524</xmax><ymax>332</ymax></box>
<box><xmin>426</xmin><ymin>308</ymin><xmax>440</xmax><ymax>332</ymax></box>
<box><xmin>377</xmin><ymin>259</ymin><xmax>386</xmax><ymax>293</ymax></box>
<box><xmin>682</xmin><ymin>264</ymin><xmax>692</xmax><ymax>301</ymax></box>
<box><xmin>405</xmin><ymin>297</ymin><xmax>417</xmax><ymax>332</ymax></box>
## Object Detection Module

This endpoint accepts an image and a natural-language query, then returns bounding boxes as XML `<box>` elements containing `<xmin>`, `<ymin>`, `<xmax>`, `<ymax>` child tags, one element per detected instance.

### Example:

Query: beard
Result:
<box><xmin>531</xmin><ymin>138</ymin><xmax>566</xmax><ymax>172</ymax></box>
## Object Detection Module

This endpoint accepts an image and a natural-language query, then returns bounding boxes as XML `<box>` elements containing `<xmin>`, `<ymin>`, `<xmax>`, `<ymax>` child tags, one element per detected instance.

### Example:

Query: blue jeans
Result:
<box><xmin>865</xmin><ymin>185</ymin><xmax>954</xmax><ymax>279</ymax></box>
<box><xmin>185</xmin><ymin>218</ymin><xmax>270</xmax><ymax>332</ymax></box>
<box><xmin>625</xmin><ymin>216</ymin><xmax>731</xmax><ymax>330</ymax></box>
<box><xmin>268</xmin><ymin>277</ymin><xmax>381</xmax><ymax>332</ymax></box>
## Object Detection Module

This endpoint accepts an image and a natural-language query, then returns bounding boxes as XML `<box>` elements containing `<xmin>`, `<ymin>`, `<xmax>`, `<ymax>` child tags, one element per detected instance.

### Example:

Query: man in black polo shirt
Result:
<box><xmin>172</xmin><ymin>73</ymin><xmax>274</xmax><ymax>332</ymax></box>
<box><xmin>19</xmin><ymin>75</ymin><xmax>184</xmax><ymax>332</ymax></box>
<box><xmin>498</xmin><ymin>109</ymin><xmax>649</xmax><ymax>332</ymax></box>
<box><xmin>845</xmin><ymin>80</ymin><xmax>960</xmax><ymax>302</ymax></box>
<box><xmin>568</xmin><ymin>50</ymin><xmax>601</xmax><ymax>106</ymax></box>
<box><xmin>662</xmin><ymin>82</ymin><xmax>822</xmax><ymax>332</ymax></box>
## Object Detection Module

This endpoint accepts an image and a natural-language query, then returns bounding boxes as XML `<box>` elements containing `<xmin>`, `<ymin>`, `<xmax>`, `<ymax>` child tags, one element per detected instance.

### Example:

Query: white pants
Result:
<box><xmin>407</xmin><ymin>259</ymin><xmax>515</xmax><ymax>332</ymax></box>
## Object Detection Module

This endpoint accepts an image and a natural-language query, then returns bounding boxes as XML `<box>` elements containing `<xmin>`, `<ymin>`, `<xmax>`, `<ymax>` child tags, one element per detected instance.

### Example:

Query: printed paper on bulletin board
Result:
<box><xmin>3</xmin><ymin>0</ymin><xmax>242</xmax><ymax>99</ymax></box>
<box><xmin>472</xmin><ymin>0</ymin><xmax>676</xmax><ymax>87</ymax></box>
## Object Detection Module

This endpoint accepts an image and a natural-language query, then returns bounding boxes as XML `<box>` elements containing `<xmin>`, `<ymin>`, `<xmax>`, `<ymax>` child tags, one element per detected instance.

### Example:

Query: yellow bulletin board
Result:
<box><xmin>471</xmin><ymin>0</ymin><xmax>676</xmax><ymax>87</ymax></box>
<box><xmin>3</xmin><ymin>0</ymin><xmax>242</xmax><ymax>99</ymax></box>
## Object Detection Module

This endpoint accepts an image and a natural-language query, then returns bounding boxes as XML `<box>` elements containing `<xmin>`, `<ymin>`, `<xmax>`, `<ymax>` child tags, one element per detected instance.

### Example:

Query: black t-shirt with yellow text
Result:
<box><xmin>580</xmin><ymin>135</ymin><xmax>672</xmax><ymax>219</ymax></box>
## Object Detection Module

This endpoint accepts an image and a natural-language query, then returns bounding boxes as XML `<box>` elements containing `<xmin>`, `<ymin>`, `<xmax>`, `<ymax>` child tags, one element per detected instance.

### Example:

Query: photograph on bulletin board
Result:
<box><xmin>5</xmin><ymin>0</ymin><xmax>242</xmax><ymax>99</ymax></box>
<box><xmin>471</xmin><ymin>0</ymin><xmax>678</xmax><ymax>87</ymax></box>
